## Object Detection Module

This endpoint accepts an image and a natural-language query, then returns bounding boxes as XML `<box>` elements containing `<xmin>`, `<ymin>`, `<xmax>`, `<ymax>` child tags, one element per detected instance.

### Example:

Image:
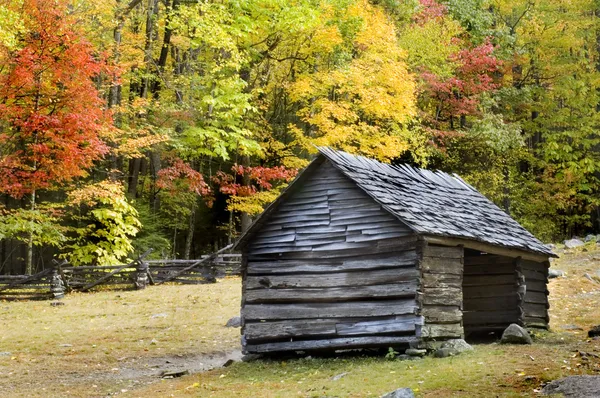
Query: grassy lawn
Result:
<box><xmin>2</xmin><ymin>243</ymin><xmax>600</xmax><ymax>397</ymax></box>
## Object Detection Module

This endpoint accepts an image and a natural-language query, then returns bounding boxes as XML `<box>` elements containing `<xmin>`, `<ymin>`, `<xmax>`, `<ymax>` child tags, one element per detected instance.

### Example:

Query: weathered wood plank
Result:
<box><xmin>463</xmin><ymin>295</ymin><xmax>518</xmax><ymax>311</ymax></box>
<box><xmin>336</xmin><ymin>316</ymin><xmax>419</xmax><ymax>336</ymax></box>
<box><xmin>464</xmin><ymin>255</ymin><xmax>515</xmax><ymax>266</ymax></box>
<box><xmin>421</xmin><ymin>257</ymin><xmax>462</xmax><ymax>275</ymax></box>
<box><xmin>421</xmin><ymin>272</ymin><xmax>462</xmax><ymax>288</ymax></box>
<box><xmin>244</xmin><ymin>316</ymin><xmax>419</xmax><ymax>341</ymax></box>
<box><xmin>525</xmin><ymin>280</ymin><xmax>548</xmax><ymax>293</ymax></box>
<box><xmin>245</xmin><ymin>283</ymin><xmax>417</xmax><ymax>303</ymax></box>
<box><xmin>524</xmin><ymin>316</ymin><xmax>549</xmax><ymax>329</ymax></box>
<box><xmin>521</xmin><ymin>260</ymin><xmax>549</xmax><ymax>272</ymax></box>
<box><xmin>245</xmin><ymin>336</ymin><xmax>418</xmax><ymax>353</ymax></box>
<box><xmin>464</xmin><ymin>263</ymin><xmax>515</xmax><ymax>275</ymax></box>
<box><xmin>420</xmin><ymin>323</ymin><xmax>463</xmax><ymax>339</ymax></box>
<box><xmin>246</xmin><ymin>268</ymin><xmax>419</xmax><ymax>290</ymax></box>
<box><xmin>420</xmin><ymin>288</ymin><xmax>462</xmax><ymax>306</ymax></box>
<box><xmin>248</xmin><ymin>237</ymin><xmax>418</xmax><ymax>260</ymax></box>
<box><xmin>247</xmin><ymin>252</ymin><xmax>418</xmax><ymax>275</ymax></box>
<box><xmin>421</xmin><ymin>306</ymin><xmax>462</xmax><ymax>323</ymax></box>
<box><xmin>463</xmin><ymin>284</ymin><xmax>516</xmax><ymax>298</ymax></box>
<box><xmin>524</xmin><ymin>302</ymin><xmax>548</xmax><ymax>319</ymax></box>
<box><xmin>463</xmin><ymin>274</ymin><xmax>515</xmax><ymax>286</ymax></box>
<box><xmin>524</xmin><ymin>291</ymin><xmax>548</xmax><ymax>305</ymax></box>
<box><xmin>522</xmin><ymin>269</ymin><xmax>547</xmax><ymax>282</ymax></box>
<box><xmin>463</xmin><ymin>310</ymin><xmax>519</xmax><ymax>325</ymax></box>
<box><xmin>243</xmin><ymin>300</ymin><xmax>417</xmax><ymax>320</ymax></box>
<box><xmin>423</xmin><ymin>245</ymin><xmax>463</xmax><ymax>259</ymax></box>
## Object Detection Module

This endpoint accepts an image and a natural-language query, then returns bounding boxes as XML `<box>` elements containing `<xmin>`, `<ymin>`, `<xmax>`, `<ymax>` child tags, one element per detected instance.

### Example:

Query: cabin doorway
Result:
<box><xmin>462</xmin><ymin>249</ymin><xmax>521</xmax><ymax>338</ymax></box>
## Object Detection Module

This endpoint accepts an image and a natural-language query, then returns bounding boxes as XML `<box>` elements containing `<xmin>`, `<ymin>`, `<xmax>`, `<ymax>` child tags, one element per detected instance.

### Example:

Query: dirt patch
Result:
<box><xmin>542</xmin><ymin>375</ymin><xmax>600</xmax><ymax>397</ymax></box>
<box><xmin>114</xmin><ymin>349</ymin><xmax>243</xmax><ymax>380</ymax></box>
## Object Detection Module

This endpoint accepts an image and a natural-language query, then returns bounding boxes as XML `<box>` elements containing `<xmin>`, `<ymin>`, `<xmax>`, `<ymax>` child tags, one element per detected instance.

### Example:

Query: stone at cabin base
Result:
<box><xmin>501</xmin><ymin>323</ymin><xmax>532</xmax><ymax>344</ymax></box>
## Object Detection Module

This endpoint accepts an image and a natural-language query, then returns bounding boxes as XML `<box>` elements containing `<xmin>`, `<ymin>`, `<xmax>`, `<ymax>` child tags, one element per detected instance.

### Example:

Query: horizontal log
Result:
<box><xmin>421</xmin><ymin>306</ymin><xmax>462</xmax><ymax>323</ymax></box>
<box><xmin>248</xmin><ymin>236</ymin><xmax>418</xmax><ymax>260</ymax></box>
<box><xmin>244</xmin><ymin>315</ymin><xmax>419</xmax><ymax>341</ymax></box>
<box><xmin>524</xmin><ymin>291</ymin><xmax>548</xmax><ymax>305</ymax></box>
<box><xmin>463</xmin><ymin>284</ymin><xmax>516</xmax><ymax>298</ymax></box>
<box><xmin>464</xmin><ymin>255</ymin><xmax>515</xmax><ymax>266</ymax></box>
<box><xmin>524</xmin><ymin>317</ymin><xmax>549</xmax><ymax>329</ymax></box>
<box><xmin>421</xmin><ymin>272</ymin><xmax>462</xmax><ymax>289</ymax></box>
<box><xmin>421</xmin><ymin>257</ymin><xmax>462</xmax><ymax>275</ymax></box>
<box><xmin>525</xmin><ymin>280</ymin><xmax>548</xmax><ymax>293</ymax></box>
<box><xmin>420</xmin><ymin>323</ymin><xmax>463</xmax><ymax>339</ymax></box>
<box><xmin>245</xmin><ymin>336</ymin><xmax>418</xmax><ymax>353</ymax></box>
<box><xmin>424</xmin><ymin>235</ymin><xmax>549</xmax><ymax>262</ymax></box>
<box><xmin>464</xmin><ymin>263</ymin><xmax>515</xmax><ymax>275</ymax></box>
<box><xmin>248</xmin><ymin>252</ymin><xmax>418</xmax><ymax>275</ymax></box>
<box><xmin>521</xmin><ymin>260</ymin><xmax>549</xmax><ymax>272</ymax></box>
<box><xmin>463</xmin><ymin>274</ymin><xmax>515</xmax><ymax>286</ymax></box>
<box><xmin>420</xmin><ymin>288</ymin><xmax>462</xmax><ymax>306</ymax></box>
<box><xmin>336</xmin><ymin>316</ymin><xmax>420</xmax><ymax>336</ymax></box>
<box><xmin>243</xmin><ymin>300</ymin><xmax>417</xmax><ymax>321</ymax></box>
<box><xmin>423</xmin><ymin>245</ymin><xmax>463</xmax><ymax>259</ymax></box>
<box><xmin>246</xmin><ymin>268</ymin><xmax>419</xmax><ymax>290</ymax></box>
<box><xmin>522</xmin><ymin>269</ymin><xmax>547</xmax><ymax>282</ymax></box>
<box><xmin>463</xmin><ymin>310</ymin><xmax>518</xmax><ymax>325</ymax></box>
<box><xmin>524</xmin><ymin>302</ymin><xmax>548</xmax><ymax>319</ymax></box>
<box><xmin>463</xmin><ymin>295</ymin><xmax>518</xmax><ymax>311</ymax></box>
<box><xmin>245</xmin><ymin>283</ymin><xmax>417</xmax><ymax>303</ymax></box>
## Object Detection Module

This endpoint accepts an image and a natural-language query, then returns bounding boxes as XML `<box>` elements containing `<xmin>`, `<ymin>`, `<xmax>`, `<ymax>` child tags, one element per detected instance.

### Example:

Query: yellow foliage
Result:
<box><xmin>287</xmin><ymin>0</ymin><xmax>416</xmax><ymax>162</ymax></box>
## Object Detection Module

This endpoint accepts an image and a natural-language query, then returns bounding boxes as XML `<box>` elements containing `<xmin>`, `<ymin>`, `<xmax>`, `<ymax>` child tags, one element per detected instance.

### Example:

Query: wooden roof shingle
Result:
<box><xmin>317</xmin><ymin>147</ymin><xmax>553</xmax><ymax>256</ymax></box>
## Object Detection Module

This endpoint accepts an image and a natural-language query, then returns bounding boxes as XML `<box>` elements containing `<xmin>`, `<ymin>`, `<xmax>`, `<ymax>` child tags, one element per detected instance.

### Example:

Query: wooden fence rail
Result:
<box><xmin>0</xmin><ymin>249</ymin><xmax>242</xmax><ymax>301</ymax></box>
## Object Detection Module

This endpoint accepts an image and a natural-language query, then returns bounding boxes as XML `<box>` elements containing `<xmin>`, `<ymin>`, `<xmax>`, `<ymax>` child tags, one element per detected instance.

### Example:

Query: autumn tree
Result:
<box><xmin>0</xmin><ymin>0</ymin><xmax>112</xmax><ymax>273</ymax></box>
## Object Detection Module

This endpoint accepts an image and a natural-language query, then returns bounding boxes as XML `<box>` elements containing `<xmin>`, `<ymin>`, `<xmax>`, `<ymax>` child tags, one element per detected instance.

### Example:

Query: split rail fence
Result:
<box><xmin>0</xmin><ymin>245</ymin><xmax>241</xmax><ymax>301</ymax></box>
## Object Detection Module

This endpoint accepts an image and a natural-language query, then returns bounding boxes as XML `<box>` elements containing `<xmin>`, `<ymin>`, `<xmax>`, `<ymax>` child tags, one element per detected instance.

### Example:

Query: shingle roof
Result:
<box><xmin>317</xmin><ymin>147</ymin><xmax>554</xmax><ymax>257</ymax></box>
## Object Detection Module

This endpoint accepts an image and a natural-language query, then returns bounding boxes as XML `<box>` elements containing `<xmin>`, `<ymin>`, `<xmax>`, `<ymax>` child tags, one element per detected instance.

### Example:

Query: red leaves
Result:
<box><xmin>157</xmin><ymin>159</ymin><xmax>211</xmax><ymax>197</ymax></box>
<box><xmin>0</xmin><ymin>0</ymin><xmax>112</xmax><ymax>198</ymax></box>
<box><xmin>213</xmin><ymin>165</ymin><xmax>298</xmax><ymax>197</ymax></box>
<box><xmin>420</xmin><ymin>40</ymin><xmax>501</xmax><ymax>132</ymax></box>
<box><xmin>413</xmin><ymin>0</ymin><xmax>448</xmax><ymax>25</ymax></box>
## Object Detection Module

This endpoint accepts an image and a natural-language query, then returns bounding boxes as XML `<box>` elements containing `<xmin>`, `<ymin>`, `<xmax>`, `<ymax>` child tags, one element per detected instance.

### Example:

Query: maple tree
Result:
<box><xmin>0</xmin><ymin>0</ymin><xmax>113</xmax><ymax>273</ymax></box>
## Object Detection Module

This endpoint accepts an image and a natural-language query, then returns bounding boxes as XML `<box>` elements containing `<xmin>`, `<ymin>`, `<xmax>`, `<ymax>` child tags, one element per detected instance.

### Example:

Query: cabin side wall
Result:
<box><xmin>418</xmin><ymin>242</ymin><xmax>464</xmax><ymax>344</ymax></box>
<box><xmin>462</xmin><ymin>252</ymin><xmax>521</xmax><ymax>332</ymax></box>
<box><xmin>519</xmin><ymin>259</ymin><xmax>550</xmax><ymax>329</ymax></box>
<box><xmin>241</xmin><ymin>161</ymin><xmax>420</xmax><ymax>354</ymax></box>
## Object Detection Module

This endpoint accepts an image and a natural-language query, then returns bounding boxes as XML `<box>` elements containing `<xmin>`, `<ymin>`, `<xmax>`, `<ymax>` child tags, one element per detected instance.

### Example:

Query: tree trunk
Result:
<box><xmin>184</xmin><ymin>204</ymin><xmax>196</xmax><ymax>260</ymax></box>
<box><xmin>140</xmin><ymin>0</ymin><xmax>159</xmax><ymax>99</ymax></box>
<box><xmin>127</xmin><ymin>158</ymin><xmax>142</xmax><ymax>198</ymax></box>
<box><xmin>25</xmin><ymin>191</ymin><xmax>35</xmax><ymax>275</ymax></box>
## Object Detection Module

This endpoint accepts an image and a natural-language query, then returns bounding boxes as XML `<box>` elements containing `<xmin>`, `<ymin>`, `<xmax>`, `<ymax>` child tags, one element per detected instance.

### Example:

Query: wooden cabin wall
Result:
<box><xmin>462</xmin><ymin>251</ymin><xmax>520</xmax><ymax>332</ymax></box>
<box><xmin>519</xmin><ymin>259</ymin><xmax>550</xmax><ymax>328</ymax></box>
<box><xmin>241</xmin><ymin>160</ymin><xmax>420</xmax><ymax>354</ymax></box>
<box><xmin>418</xmin><ymin>243</ymin><xmax>464</xmax><ymax>342</ymax></box>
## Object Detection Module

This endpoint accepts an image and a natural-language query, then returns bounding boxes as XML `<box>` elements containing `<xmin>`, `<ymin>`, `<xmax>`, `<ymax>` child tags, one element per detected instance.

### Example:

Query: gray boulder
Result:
<box><xmin>225</xmin><ymin>316</ymin><xmax>241</xmax><ymax>328</ymax></box>
<box><xmin>542</xmin><ymin>375</ymin><xmax>600</xmax><ymax>397</ymax></box>
<box><xmin>564</xmin><ymin>238</ymin><xmax>584</xmax><ymax>249</ymax></box>
<box><xmin>548</xmin><ymin>269</ymin><xmax>565</xmax><ymax>279</ymax></box>
<box><xmin>441</xmin><ymin>339</ymin><xmax>473</xmax><ymax>353</ymax></box>
<box><xmin>381</xmin><ymin>388</ymin><xmax>415</xmax><ymax>398</ymax></box>
<box><xmin>584</xmin><ymin>234</ymin><xmax>597</xmax><ymax>243</ymax></box>
<box><xmin>501</xmin><ymin>324</ymin><xmax>532</xmax><ymax>344</ymax></box>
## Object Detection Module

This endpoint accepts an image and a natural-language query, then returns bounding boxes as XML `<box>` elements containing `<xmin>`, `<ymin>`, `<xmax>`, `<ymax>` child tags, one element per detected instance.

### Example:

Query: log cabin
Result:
<box><xmin>234</xmin><ymin>147</ymin><xmax>556</xmax><ymax>354</ymax></box>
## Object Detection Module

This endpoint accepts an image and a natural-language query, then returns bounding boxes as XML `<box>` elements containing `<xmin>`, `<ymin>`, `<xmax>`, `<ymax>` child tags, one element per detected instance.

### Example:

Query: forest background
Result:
<box><xmin>0</xmin><ymin>0</ymin><xmax>598</xmax><ymax>274</ymax></box>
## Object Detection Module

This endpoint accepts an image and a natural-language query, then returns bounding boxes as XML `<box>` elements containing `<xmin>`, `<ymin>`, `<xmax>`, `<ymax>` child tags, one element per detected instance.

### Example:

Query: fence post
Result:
<box><xmin>50</xmin><ymin>263</ymin><xmax>65</xmax><ymax>299</ymax></box>
<box><xmin>135</xmin><ymin>259</ymin><xmax>149</xmax><ymax>290</ymax></box>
